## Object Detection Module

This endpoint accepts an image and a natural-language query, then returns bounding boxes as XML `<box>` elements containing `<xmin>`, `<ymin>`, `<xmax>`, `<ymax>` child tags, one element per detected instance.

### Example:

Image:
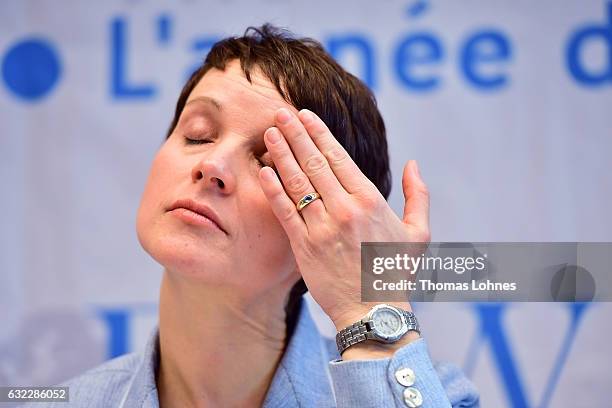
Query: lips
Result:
<box><xmin>167</xmin><ymin>199</ymin><xmax>227</xmax><ymax>234</ymax></box>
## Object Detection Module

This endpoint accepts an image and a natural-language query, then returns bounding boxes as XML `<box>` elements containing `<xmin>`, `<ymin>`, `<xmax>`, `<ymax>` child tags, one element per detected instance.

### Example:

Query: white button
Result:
<box><xmin>395</xmin><ymin>367</ymin><xmax>416</xmax><ymax>387</ymax></box>
<box><xmin>403</xmin><ymin>387</ymin><xmax>423</xmax><ymax>407</ymax></box>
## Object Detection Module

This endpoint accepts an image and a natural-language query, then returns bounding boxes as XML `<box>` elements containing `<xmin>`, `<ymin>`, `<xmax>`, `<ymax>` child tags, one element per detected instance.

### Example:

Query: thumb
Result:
<box><xmin>402</xmin><ymin>160</ymin><xmax>430</xmax><ymax>231</ymax></box>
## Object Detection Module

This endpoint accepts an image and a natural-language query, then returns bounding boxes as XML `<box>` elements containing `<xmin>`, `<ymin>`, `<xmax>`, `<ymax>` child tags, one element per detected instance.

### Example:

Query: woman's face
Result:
<box><xmin>136</xmin><ymin>60</ymin><xmax>299</xmax><ymax>292</ymax></box>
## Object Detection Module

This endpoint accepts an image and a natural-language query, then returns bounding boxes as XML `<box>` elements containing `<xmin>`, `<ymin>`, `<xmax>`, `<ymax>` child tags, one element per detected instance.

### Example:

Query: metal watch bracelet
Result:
<box><xmin>335</xmin><ymin>309</ymin><xmax>420</xmax><ymax>355</ymax></box>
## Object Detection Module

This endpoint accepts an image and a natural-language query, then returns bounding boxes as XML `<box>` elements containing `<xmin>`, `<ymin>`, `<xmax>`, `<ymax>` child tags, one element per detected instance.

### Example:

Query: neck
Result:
<box><xmin>157</xmin><ymin>271</ymin><xmax>295</xmax><ymax>408</ymax></box>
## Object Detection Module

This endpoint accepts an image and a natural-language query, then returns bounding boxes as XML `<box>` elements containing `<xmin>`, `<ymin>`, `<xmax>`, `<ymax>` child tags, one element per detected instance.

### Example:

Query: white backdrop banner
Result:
<box><xmin>1</xmin><ymin>1</ymin><xmax>611</xmax><ymax>407</ymax></box>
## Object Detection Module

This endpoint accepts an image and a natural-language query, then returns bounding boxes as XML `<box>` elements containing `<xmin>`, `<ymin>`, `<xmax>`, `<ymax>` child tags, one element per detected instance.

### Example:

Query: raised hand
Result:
<box><xmin>258</xmin><ymin>108</ymin><xmax>430</xmax><ymax>331</ymax></box>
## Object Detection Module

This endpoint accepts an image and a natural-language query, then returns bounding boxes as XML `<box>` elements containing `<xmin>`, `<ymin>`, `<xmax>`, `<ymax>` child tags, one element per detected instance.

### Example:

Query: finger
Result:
<box><xmin>275</xmin><ymin>108</ymin><xmax>346</xmax><ymax>201</ymax></box>
<box><xmin>402</xmin><ymin>160</ymin><xmax>430</xmax><ymax>235</ymax></box>
<box><xmin>259</xmin><ymin>166</ymin><xmax>308</xmax><ymax>241</ymax></box>
<box><xmin>264</xmin><ymin>127</ymin><xmax>326</xmax><ymax>226</ymax></box>
<box><xmin>297</xmin><ymin>109</ymin><xmax>377</xmax><ymax>195</ymax></box>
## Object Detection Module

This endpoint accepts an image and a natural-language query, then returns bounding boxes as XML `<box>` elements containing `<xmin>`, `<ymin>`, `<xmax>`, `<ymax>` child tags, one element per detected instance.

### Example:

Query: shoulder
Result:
<box><xmin>23</xmin><ymin>353</ymin><xmax>143</xmax><ymax>408</ymax></box>
<box><xmin>74</xmin><ymin>351</ymin><xmax>142</xmax><ymax>377</ymax></box>
<box><xmin>63</xmin><ymin>353</ymin><xmax>142</xmax><ymax>406</ymax></box>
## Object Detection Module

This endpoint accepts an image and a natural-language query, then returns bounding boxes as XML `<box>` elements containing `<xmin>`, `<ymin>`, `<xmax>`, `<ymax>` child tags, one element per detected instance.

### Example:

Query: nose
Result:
<box><xmin>191</xmin><ymin>153</ymin><xmax>236</xmax><ymax>194</ymax></box>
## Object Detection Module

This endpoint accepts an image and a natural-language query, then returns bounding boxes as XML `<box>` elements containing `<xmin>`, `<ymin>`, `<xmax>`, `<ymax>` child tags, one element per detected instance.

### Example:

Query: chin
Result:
<box><xmin>139</xmin><ymin>228</ymin><xmax>228</xmax><ymax>278</ymax></box>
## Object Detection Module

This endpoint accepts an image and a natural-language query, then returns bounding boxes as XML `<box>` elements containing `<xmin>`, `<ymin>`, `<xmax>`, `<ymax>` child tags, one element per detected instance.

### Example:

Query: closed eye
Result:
<box><xmin>184</xmin><ymin>136</ymin><xmax>213</xmax><ymax>145</ymax></box>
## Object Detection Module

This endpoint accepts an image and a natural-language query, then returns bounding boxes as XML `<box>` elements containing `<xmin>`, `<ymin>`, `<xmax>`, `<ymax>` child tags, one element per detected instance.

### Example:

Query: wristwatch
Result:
<box><xmin>335</xmin><ymin>304</ymin><xmax>420</xmax><ymax>355</ymax></box>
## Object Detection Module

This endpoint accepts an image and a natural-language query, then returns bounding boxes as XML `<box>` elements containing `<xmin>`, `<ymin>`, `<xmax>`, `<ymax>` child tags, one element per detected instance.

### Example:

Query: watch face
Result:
<box><xmin>372</xmin><ymin>308</ymin><xmax>403</xmax><ymax>337</ymax></box>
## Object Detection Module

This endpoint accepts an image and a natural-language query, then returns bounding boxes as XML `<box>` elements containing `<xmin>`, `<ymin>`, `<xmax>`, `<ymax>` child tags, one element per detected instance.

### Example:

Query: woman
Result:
<box><xmin>35</xmin><ymin>25</ymin><xmax>479</xmax><ymax>407</ymax></box>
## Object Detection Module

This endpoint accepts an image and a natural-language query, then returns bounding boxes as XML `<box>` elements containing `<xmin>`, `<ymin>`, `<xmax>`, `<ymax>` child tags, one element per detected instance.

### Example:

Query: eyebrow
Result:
<box><xmin>185</xmin><ymin>96</ymin><xmax>223</xmax><ymax>111</ymax></box>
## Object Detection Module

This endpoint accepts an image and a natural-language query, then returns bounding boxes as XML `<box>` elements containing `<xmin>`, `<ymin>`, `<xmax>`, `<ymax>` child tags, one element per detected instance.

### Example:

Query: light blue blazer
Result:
<box><xmin>28</xmin><ymin>299</ymin><xmax>479</xmax><ymax>407</ymax></box>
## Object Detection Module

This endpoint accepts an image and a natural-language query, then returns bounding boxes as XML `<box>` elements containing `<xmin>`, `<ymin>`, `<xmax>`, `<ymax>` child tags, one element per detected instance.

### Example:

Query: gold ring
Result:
<box><xmin>296</xmin><ymin>192</ymin><xmax>321</xmax><ymax>212</ymax></box>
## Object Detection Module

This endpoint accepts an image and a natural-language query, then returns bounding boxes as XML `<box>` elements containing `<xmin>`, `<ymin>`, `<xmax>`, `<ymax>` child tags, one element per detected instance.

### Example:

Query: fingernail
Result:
<box><xmin>266</xmin><ymin>128</ymin><xmax>281</xmax><ymax>144</ymax></box>
<box><xmin>276</xmin><ymin>108</ymin><xmax>291</xmax><ymax>124</ymax></box>
<box><xmin>413</xmin><ymin>161</ymin><xmax>421</xmax><ymax>178</ymax></box>
<box><xmin>261</xmin><ymin>166</ymin><xmax>276</xmax><ymax>181</ymax></box>
<box><xmin>299</xmin><ymin>109</ymin><xmax>314</xmax><ymax>124</ymax></box>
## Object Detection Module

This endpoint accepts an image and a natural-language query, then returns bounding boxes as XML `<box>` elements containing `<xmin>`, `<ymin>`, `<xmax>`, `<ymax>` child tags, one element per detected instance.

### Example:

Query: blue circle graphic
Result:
<box><xmin>2</xmin><ymin>38</ymin><xmax>62</xmax><ymax>101</ymax></box>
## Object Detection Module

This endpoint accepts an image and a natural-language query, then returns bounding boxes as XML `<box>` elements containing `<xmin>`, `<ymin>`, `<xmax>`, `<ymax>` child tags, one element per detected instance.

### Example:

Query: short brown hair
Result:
<box><xmin>166</xmin><ymin>24</ymin><xmax>391</xmax><ymax>342</ymax></box>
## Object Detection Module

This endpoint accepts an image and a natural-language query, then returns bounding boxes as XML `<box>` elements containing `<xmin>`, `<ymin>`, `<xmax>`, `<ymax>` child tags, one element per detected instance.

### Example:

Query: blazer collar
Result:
<box><xmin>118</xmin><ymin>325</ymin><xmax>160</xmax><ymax>408</ymax></box>
<box><xmin>262</xmin><ymin>298</ymin><xmax>335</xmax><ymax>407</ymax></box>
